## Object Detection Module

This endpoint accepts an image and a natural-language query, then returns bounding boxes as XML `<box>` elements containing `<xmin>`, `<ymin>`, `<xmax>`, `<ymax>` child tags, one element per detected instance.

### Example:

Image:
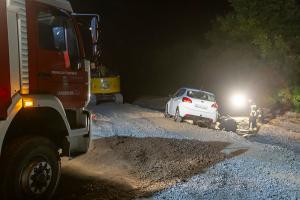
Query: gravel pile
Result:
<box><xmin>150</xmin><ymin>112</ymin><xmax>300</xmax><ymax>200</ymax></box>
<box><xmin>59</xmin><ymin>137</ymin><xmax>237</xmax><ymax>200</ymax></box>
<box><xmin>151</xmin><ymin>144</ymin><xmax>300</xmax><ymax>200</ymax></box>
<box><xmin>78</xmin><ymin>103</ymin><xmax>300</xmax><ymax>200</ymax></box>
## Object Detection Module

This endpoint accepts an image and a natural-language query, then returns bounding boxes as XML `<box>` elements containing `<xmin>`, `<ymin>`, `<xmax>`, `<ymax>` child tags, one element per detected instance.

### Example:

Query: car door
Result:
<box><xmin>169</xmin><ymin>89</ymin><xmax>179</xmax><ymax>115</ymax></box>
<box><xmin>170</xmin><ymin>89</ymin><xmax>185</xmax><ymax>115</ymax></box>
<box><xmin>33</xmin><ymin>3</ymin><xmax>88</xmax><ymax>109</ymax></box>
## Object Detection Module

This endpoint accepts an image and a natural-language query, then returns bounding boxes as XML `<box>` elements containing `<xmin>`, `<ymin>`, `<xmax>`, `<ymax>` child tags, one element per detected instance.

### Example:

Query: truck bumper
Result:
<box><xmin>68</xmin><ymin>110</ymin><xmax>91</xmax><ymax>156</ymax></box>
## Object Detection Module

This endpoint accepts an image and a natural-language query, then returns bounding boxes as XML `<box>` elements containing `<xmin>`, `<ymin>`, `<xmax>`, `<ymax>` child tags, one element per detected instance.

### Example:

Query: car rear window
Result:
<box><xmin>187</xmin><ymin>90</ymin><xmax>215</xmax><ymax>102</ymax></box>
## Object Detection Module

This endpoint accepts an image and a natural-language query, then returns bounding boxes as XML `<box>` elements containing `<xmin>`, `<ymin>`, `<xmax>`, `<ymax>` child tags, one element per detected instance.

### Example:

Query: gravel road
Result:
<box><xmin>58</xmin><ymin>103</ymin><xmax>299</xmax><ymax>200</ymax></box>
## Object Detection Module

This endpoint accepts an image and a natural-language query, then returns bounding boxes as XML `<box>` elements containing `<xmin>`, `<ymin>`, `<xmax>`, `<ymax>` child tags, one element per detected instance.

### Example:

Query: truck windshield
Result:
<box><xmin>187</xmin><ymin>91</ymin><xmax>215</xmax><ymax>102</ymax></box>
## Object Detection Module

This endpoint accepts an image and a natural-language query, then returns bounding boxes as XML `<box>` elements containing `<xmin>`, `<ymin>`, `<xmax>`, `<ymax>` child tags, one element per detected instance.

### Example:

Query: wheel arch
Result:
<box><xmin>0</xmin><ymin>95</ymin><xmax>72</xmax><ymax>157</ymax></box>
<box><xmin>3</xmin><ymin>107</ymin><xmax>70</xmax><ymax>156</ymax></box>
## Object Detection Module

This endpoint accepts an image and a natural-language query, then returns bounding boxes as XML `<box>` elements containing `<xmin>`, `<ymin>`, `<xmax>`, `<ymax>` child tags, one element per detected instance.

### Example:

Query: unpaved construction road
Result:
<box><xmin>56</xmin><ymin>103</ymin><xmax>300</xmax><ymax>200</ymax></box>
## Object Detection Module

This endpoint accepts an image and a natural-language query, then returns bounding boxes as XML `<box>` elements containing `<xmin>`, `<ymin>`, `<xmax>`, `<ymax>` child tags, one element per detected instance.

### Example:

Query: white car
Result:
<box><xmin>165</xmin><ymin>88</ymin><xmax>219</xmax><ymax>126</ymax></box>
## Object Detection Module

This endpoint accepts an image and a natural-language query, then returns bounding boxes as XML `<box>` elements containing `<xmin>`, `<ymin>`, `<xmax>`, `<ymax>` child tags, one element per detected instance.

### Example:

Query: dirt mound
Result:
<box><xmin>57</xmin><ymin>137</ymin><xmax>243</xmax><ymax>200</ymax></box>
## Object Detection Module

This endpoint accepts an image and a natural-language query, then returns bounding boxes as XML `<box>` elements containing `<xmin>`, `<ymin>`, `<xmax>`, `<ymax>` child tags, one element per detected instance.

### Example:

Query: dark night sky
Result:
<box><xmin>70</xmin><ymin>0</ymin><xmax>230</xmax><ymax>101</ymax></box>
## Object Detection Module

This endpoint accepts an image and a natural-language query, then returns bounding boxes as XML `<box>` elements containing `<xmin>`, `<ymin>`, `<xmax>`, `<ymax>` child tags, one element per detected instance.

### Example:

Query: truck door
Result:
<box><xmin>33</xmin><ymin>3</ymin><xmax>88</xmax><ymax>109</ymax></box>
<box><xmin>0</xmin><ymin>0</ymin><xmax>11</xmax><ymax>119</ymax></box>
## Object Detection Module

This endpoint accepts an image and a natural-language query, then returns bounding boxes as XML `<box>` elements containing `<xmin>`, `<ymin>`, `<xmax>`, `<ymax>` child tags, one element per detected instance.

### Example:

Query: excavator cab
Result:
<box><xmin>90</xmin><ymin>65</ymin><xmax>123</xmax><ymax>104</ymax></box>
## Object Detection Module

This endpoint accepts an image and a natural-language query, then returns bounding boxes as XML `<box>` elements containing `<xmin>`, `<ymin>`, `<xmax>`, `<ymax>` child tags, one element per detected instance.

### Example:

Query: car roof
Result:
<box><xmin>181</xmin><ymin>87</ymin><xmax>215</xmax><ymax>96</ymax></box>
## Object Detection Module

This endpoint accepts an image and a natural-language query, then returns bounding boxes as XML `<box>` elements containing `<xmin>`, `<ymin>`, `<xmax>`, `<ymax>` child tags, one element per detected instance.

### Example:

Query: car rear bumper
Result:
<box><xmin>180</xmin><ymin>104</ymin><xmax>218</xmax><ymax>123</ymax></box>
<box><xmin>184</xmin><ymin>115</ymin><xmax>214</xmax><ymax>124</ymax></box>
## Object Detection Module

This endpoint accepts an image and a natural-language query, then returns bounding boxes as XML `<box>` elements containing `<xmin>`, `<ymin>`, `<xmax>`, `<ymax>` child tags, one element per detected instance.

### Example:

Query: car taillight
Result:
<box><xmin>182</xmin><ymin>97</ymin><xmax>192</xmax><ymax>103</ymax></box>
<box><xmin>211</xmin><ymin>102</ymin><xmax>218</xmax><ymax>109</ymax></box>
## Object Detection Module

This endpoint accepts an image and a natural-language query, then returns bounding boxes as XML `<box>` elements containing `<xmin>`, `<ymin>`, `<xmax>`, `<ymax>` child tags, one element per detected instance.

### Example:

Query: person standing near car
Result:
<box><xmin>257</xmin><ymin>107</ymin><xmax>264</xmax><ymax>123</ymax></box>
<box><xmin>249</xmin><ymin>104</ymin><xmax>258</xmax><ymax>132</ymax></box>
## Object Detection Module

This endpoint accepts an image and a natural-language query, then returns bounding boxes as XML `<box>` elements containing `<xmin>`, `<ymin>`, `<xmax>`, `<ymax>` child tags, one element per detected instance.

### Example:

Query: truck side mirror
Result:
<box><xmin>90</xmin><ymin>17</ymin><xmax>99</xmax><ymax>44</ymax></box>
<box><xmin>72</xmin><ymin>13</ymin><xmax>100</xmax><ymax>61</ymax></box>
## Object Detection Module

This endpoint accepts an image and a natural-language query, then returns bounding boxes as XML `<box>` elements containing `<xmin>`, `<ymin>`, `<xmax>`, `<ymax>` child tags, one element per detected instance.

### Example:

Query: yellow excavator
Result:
<box><xmin>75</xmin><ymin>14</ymin><xmax>123</xmax><ymax>105</ymax></box>
<box><xmin>90</xmin><ymin>64</ymin><xmax>123</xmax><ymax>104</ymax></box>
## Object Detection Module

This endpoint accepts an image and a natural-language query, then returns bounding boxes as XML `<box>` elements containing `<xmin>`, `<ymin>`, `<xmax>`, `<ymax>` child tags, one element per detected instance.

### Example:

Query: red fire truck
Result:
<box><xmin>0</xmin><ymin>0</ymin><xmax>97</xmax><ymax>199</ymax></box>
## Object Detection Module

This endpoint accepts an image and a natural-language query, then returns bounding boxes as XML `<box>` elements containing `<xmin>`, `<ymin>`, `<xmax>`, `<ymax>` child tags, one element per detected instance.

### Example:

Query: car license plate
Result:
<box><xmin>195</xmin><ymin>104</ymin><xmax>207</xmax><ymax>109</ymax></box>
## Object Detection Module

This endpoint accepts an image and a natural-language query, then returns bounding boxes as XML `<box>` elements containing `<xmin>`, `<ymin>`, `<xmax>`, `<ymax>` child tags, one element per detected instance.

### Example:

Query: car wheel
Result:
<box><xmin>174</xmin><ymin>108</ymin><xmax>182</xmax><ymax>122</ymax></box>
<box><xmin>0</xmin><ymin>136</ymin><xmax>61</xmax><ymax>200</ymax></box>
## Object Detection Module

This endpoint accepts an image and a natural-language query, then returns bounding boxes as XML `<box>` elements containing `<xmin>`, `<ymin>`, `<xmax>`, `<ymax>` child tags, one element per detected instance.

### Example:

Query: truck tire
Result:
<box><xmin>0</xmin><ymin>136</ymin><xmax>60</xmax><ymax>200</ymax></box>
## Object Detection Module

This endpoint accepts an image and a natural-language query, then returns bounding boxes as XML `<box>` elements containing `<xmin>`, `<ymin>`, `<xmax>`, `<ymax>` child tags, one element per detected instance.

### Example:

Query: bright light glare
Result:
<box><xmin>23</xmin><ymin>99</ymin><xmax>33</xmax><ymax>108</ymax></box>
<box><xmin>231</xmin><ymin>94</ymin><xmax>247</xmax><ymax>109</ymax></box>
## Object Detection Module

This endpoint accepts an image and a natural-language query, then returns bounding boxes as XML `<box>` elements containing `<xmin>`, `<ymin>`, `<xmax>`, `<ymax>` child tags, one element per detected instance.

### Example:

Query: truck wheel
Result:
<box><xmin>174</xmin><ymin>108</ymin><xmax>183</xmax><ymax>122</ymax></box>
<box><xmin>0</xmin><ymin>137</ymin><xmax>60</xmax><ymax>200</ymax></box>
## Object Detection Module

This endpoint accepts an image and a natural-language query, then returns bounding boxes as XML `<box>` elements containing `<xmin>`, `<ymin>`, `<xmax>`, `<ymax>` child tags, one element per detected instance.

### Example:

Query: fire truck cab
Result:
<box><xmin>0</xmin><ymin>0</ymin><xmax>97</xmax><ymax>199</ymax></box>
